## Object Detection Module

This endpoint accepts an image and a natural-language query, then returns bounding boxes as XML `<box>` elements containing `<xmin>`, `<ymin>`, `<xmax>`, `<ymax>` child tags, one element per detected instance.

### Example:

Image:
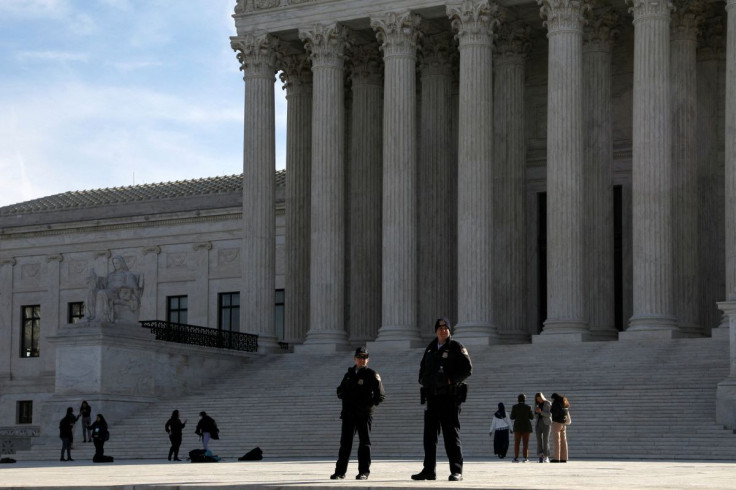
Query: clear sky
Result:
<box><xmin>0</xmin><ymin>0</ymin><xmax>287</xmax><ymax>208</ymax></box>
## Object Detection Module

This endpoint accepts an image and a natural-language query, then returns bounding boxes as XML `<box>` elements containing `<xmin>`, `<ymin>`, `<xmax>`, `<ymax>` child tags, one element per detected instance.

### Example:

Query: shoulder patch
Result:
<box><xmin>375</xmin><ymin>373</ymin><xmax>381</xmax><ymax>381</ymax></box>
<box><xmin>461</xmin><ymin>347</ymin><xmax>469</xmax><ymax>356</ymax></box>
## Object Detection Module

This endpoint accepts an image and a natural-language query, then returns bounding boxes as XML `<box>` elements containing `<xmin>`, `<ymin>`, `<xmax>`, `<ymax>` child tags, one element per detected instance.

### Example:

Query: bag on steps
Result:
<box><xmin>189</xmin><ymin>448</ymin><xmax>220</xmax><ymax>463</ymax></box>
<box><xmin>238</xmin><ymin>447</ymin><xmax>263</xmax><ymax>461</ymax></box>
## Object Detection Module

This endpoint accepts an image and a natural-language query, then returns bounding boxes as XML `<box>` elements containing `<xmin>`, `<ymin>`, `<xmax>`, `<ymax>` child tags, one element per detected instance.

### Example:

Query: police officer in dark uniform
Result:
<box><xmin>330</xmin><ymin>346</ymin><xmax>386</xmax><ymax>481</ymax></box>
<box><xmin>411</xmin><ymin>317</ymin><xmax>472</xmax><ymax>482</ymax></box>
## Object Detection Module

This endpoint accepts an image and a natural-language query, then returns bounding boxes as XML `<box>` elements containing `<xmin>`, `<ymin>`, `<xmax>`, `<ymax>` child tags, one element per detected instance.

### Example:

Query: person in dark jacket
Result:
<box><xmin>79</xmin><ymin>401</ymin><xmax>92</xmax><ymax>442</ymax></box>
<box><xmin>550</xmin><ymin>393</ymin><xmax>571</xmax><ymax>463</ymax></box>
<box><xmin>195</xmin><ymin>411</ymin><xmax>218</xmax><ymax>451</ymax></box>
<box><xmin>411</xmin><ymin>317</ymin><xmax>472</xmax><ymax>482</ymax></box>
<box><xmin>510</xmin><ymin>393</ymin><xmax>534</xmax><ymax>462</ymax></box>
<box><xmin>58</xmin><ymin>406</ymin><xmax>77</xmax><ymax>461</ymax></box>
<box><xmin>330</xmin><ymin>346</ymin><xmax>386</xmax><ymax>481</ymax></box>
<box><xmin>89</xmin><ymin>414</ymin><xmax>109</xmax><ymax>461</ymax></box>
<box><xmin>165</xmin><ymin>410</ymin><xmax>187</xmax><ymax>461</ymax></box>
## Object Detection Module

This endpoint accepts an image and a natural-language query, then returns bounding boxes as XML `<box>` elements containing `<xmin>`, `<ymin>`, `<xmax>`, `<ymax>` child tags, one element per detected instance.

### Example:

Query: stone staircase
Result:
<box><xmin>18</xmin><ymin>336</ymin><xmax>736</xmax><ymax>462</ymax></box>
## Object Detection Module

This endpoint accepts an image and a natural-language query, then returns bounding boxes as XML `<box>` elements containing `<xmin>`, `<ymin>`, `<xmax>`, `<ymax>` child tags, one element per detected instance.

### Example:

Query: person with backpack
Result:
<box><xmin>58</xmin><ymin>407</ymin><xmax>77</xmax><ymax>462</ymax></box>
<box><xmin>89</xmin><ymin>414</ymin><xmax>110</xmax><ymax>462</ymax></box>
<box><xmin>165</xmin><ymin>410</ymin><xmax>186</xmax><ymax>461</ymax></box>
<box><xmin>550</xmin><ymin>393</ymin><xmax>571</xmax><ymax>462</ymax></box>
<box><xmin>195</xmin><ymin>411</ymin><xmax>219</xmax><ymax>451</ymax></box>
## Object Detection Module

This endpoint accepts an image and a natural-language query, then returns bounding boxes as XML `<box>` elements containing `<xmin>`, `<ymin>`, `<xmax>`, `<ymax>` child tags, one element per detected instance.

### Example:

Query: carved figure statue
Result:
<box><xmin>84</xmin><ymin>255</ymin><xmax>143</xmax><ymax>323</ymax></box>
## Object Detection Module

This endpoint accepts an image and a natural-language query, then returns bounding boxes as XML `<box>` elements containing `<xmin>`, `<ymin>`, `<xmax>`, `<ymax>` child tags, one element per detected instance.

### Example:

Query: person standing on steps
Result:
<box><xmin>165</xmin><ymin>410</ymin><xmax>187</xmax><ymax>461</ymax></box>
<box><xmin>79</xmin><ymin>401</ymin><xmax>92</xmax><ymax>443</ymax></box>
<box><xmin>330</xmin><ymin>346</ymin><xmax>386</xmax><ymax>481</ymax></box>
<box><xmin>89</xmin><ymin>414</ymin><xmax>110</xmax><ymax>462</ymax></box>
<box><xmin>195</xmin><ymin>411</ymin><xmax>219</xmax><ymax>451</ymax></box>
<box><xmin>411</xmin><ymin>317</ymin><xmax>472</xmax><ymax>482</ymax></box>
<box><xmin>58</xmin><ymin>407</ymin><xmax>77</xmax><ymax>462</ymax></box>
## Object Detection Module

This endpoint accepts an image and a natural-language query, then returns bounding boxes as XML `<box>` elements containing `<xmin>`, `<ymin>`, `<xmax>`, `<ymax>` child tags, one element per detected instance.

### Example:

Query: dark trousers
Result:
<box><xmin>93</xmin><ymin>439</ymin><xmax>105</xmax><ymax>458</ymax></box>
<box><xmin>169</xmin><ymin>434</ymin><xmax>182</xmax><ymax>459</ymax></box>
<box><xmin>60</xmin><ymin>437</ymin><xmax>72</xmax><ymax>460</ymax></box>
<box><xmin>493</xmin><ymin>428</ymin><xmax>510</xmax><ymax>458</ymax></box>
<box><xmin>335</xmin><ymin>414</ymin><xmax>372</xmax><ymax>476</ymax></box>
<box><xmin>423</xmin><ymin>395</ymin><xmax>463</xmax><ymax>475</ymax></box>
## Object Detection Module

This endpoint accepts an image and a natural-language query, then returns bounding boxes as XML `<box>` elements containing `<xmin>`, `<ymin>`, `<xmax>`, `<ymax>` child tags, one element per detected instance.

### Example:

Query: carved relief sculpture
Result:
<box><xmin>84</xmin><ymin>255</ymin><xmax>143</xmax><ymax>324</ymax></box>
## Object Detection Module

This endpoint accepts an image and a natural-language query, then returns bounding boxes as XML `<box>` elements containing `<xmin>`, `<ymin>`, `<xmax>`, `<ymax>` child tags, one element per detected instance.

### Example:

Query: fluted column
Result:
<box><xmin>583</xmin><ymin>7</ymin><xmax>618</xmax><ymax>340</ymax></box>
<box><xmin>537</xmin><ymin>0</ymin><xmax>589</xmax><ymax>341</ymax></box>
<box><xmin>231</xmin><ymin>33</ymin><xmax>280</xmax><ymax>351</ymax></box>
<box><xmin>348</xmin><ymin>42</ymin><xmax>383</xmax><ymax>344</ymax></box>
<box><xmin>493</xmin><ymin>19</ymin><xmax>530</xmax><ymax>343</ymax></box>
<box><xmin>371</xmin><ymin>12</ymin><xmax>423</xmax><ymax>345</ymax></box>
<box><xmin>623</xmin><ymin>0</ymin><xmax>678</xmax><ymax>337</ymax></box>
<box><xmin>418</xmin><ymin>32</ymin><xmax>456</xmax><ymax>340</ymax></box>
<box><xmin>281</xmin><ymin>53</ymin><xmax>312</xmax><ymax>345</ymax></box>
<box><xmin>448</xmin><ymin>0</ymin><xmax>499</xmax><ymax>344</ymax></box>
<box><xmin>298</xmin><ymin>24</ymin><xmax>350</xmax><ymax>349</ymax></box>
<box><xmin>672</xmin><ymin>0</ymin><xmax>706</xmax><ymax>336</ymax></box>
<box><xmin>716</xmin><ymin>0</ymin><xmax>736</xmax><ymax>430</ymax></box>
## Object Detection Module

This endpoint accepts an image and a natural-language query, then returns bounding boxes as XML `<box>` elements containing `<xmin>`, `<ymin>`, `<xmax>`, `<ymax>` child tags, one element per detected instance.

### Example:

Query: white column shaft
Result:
<box><xmin>726</xmin><ymin>0</ymin><xmax>736</xmax><ymax>301</ymax></box>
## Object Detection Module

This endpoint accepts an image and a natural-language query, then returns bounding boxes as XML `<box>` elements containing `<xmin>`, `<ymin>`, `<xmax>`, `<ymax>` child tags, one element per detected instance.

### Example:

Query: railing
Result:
<box><xmin>140</xmin><ymin>320</ymin><xmax>258</xmax><ymax>353</ymax></box>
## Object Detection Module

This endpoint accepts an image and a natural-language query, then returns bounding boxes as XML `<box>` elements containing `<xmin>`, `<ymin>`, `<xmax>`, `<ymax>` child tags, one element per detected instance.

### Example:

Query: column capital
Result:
<box><xmin>697</xmin><ymin>14</ymin><xmax>725</xmax><ymax>59</ymax></box>
<box><xmin>371</xmin><ymin>11</ymin><xmax>422</xmax><ymax>58</ymax></box>
<box><xmin>626</xmin><ymin>0</ymin><xmax>673</xmax><ymax>22</ymax></box>
<box><xmin>671</xmin><ymin>0</ymin><xmax>706</xmax><ymax>41</ymax></box>
<box><xmin>0</xmin><ymin>257</ymin><xmax>17</xmax><ymax>267</ymax></box>
<box><xmin>494</xmin><ymin>20</ymin><xmax>532</xmax><ymax>62</ymax></box>
<box><xmin>583</xmin><ymin>7</ymin><xmax>620</xmax><ymax>51</ymax></box>
<box><xmin>46</xmin><ymin>254</ymin><xmax>64</xmax><ymax>263</ymax></box>
<box><xmin>230</xmin><ymin>33</ymin><xmax>280</xmax><ymax>80</ymax></box>
<box><xmin>419</xmin><ymin>32</ymin><xmax>454</xmax><ymax>77</ymax></box>
<box><xmin>141</xmin><ymin>246</ymin><xmax>161</xmax><ymax>256</ymax></box>
<box><xmin>280</xmin><ymin>53</ymin><xmax>313</xmax><ymax>94</ymax></box>
<box><xmin>447</xmin><ymin>0</ymin><xmax>501</xmax><ymax>46</ymax></box>
<box><xmin>539</xmin><ymin>0</ymin><xmax>590</xmax><ymax>35</ymax></box>
<box><xmin>349</xmin><ymin>42</ymin><xmax>383</xmax><ymax>86</ymax></box>
<box><xmin>299</xmin><ymin>23</ymin><xmax>349</xmax><ymax>69</ymax></box>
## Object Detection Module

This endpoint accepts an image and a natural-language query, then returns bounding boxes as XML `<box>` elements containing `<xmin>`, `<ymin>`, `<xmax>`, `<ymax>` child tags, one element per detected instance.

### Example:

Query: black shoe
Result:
<box><xmin>330</xmin><ymin>473</ymin><xmax>345</xmax><ymax>480</ymax></box>
<box><xmin>356</xmin><ymin>473</ymin><xmax>369</xmax><ymax>480</ymax></box>
<box><xmin>168</xmin><ymin>456</ymin><xmax>172</xmax><ymax>461</ymax></box>
<box><xmin>67</xmin><ymin>458</ymin><xmax>74</xmax><ymax>462</ymax></box>
<box><xmin>550</xmin><ymin>459</ymin><xmax>560</xmax><ymax>463</ymax></box>
<box><xmin>449</xmin><ymin>473</ymin><xmax>463</xmax><ymax>481</ymax></box>
<box><xmin>174</xmin><ymin>458</ymin><xmax>182</xmax><ymax>461</ymax></box>
<box><xmin>411</xmin><ymin>471</ymin><xmax>436</xmax><ymax>480</ymax></box>
<box><xmin>60</xmin><ymin>457</ymin><xmax>66</xmax><ymax>462</ymax></box>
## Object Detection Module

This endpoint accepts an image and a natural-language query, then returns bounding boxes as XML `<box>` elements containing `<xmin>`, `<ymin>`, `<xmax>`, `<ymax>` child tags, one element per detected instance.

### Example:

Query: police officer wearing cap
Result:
<box><xmin>411</xmin><ymin>317</ymin><xmax>472</xmax><ymax>482</ymax></box>
<box><xmin>330</xmin><ymin>346</ymin><xmax>386</xmax><ymax>481</ymax></box>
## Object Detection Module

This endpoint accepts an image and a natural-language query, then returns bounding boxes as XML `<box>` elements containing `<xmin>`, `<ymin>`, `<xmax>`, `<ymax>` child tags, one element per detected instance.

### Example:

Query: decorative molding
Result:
<box><xmin>142</xmin><ymin>246</ymin><xmax>162</xmax><ymax>256</ymax></box>
<box><xmin>230</xmin><ymin>33</ymin><xmax>280</xmax><ymax>79</ymax></box>
<box><xmin>371</xmin><ymin>11</ymin><xmax>423</xmax><ymax>58</ymax></box>
<box><xmin>299</xmin><ymin>23</ymin><xmax>349</xmax><ymax>69</ymax></box>
<box><xmin>539</xmin><ymin>0</ymin><xmax>590</xmax><ymax>34</ymax></box>
<box><xmin>94</xmin><ymin>250</ymin><xmax>112</xmax><ymax>259</ymax></box>
<box><xmin>447</xmin><ymin>0</ymin><xmax>501</xmax><ymax>45</ymax></box>
<box><xmin>193</xmin><ymin>241</ymin><xmax>213</xmax><ymax>252</ymax></box>
<box><xmin>0</xmin><ymin>257</ymin><xmax>16</xmax><ymax>267</ymax></box>
<box><xmin>46</xmin><ymin>254</ymin><xmax>64</xmax><ymax>263</ymax></box>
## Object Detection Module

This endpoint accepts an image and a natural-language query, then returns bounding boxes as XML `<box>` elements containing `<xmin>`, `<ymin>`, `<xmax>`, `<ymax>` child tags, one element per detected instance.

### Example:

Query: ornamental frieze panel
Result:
<box><xmin>235</xmin><ymin>0</ymin><xmax>315</xmax><ymax>13</ymax></box>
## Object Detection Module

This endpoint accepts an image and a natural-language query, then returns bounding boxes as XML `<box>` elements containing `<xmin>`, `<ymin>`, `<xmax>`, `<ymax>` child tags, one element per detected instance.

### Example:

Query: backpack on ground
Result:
<box><xmin>238</xmin><ymin>447</ymin><xmax>263</xmax><ymax>461</ymax></box>
<box><xmin>93</xmin><ymin>454</ymin><xmax>114</xmax><ymax>463</ymax></box>
<box><xmin>189</xmin><ymin>448</ymin><xmax>220</xmax><ymax>463</ymax></box>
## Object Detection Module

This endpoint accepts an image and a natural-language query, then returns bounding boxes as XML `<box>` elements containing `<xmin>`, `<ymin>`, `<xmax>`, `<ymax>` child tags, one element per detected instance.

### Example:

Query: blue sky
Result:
<box><xmin>0</xmin><ymin>0</ymin><xmax>287</xmax><ymax>208</ymax></box>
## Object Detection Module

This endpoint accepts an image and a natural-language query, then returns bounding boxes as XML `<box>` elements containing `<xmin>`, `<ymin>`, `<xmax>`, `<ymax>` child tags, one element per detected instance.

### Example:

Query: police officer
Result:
<box><xmin>411</xmin><ymin>317</ymin><xmax>472</xmax><ymax>482</ymax></box>
<box><xmin>330</xmin><ymin>346</ymin><xmax>386</xmax><ymax>481</ymax></box>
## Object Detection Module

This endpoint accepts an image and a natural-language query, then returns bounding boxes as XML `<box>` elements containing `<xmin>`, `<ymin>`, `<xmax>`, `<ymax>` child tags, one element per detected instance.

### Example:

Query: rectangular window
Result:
<box><xmin>17</xmin><ymin>400</ymin><xmax>33</xmax><ymax>424</ymax></box>
<box><xmin>218</xmin><ymin>292</ymin><xmax>240</xmax><ymax>332</ymax></box>
<box><xmin>68</xmin><ymin>302</ymin><xmax>85</xmax><ymax>324</ymax></box>
<box><xmin>275</xmin><ymin>289</ymin><xmax>285</xmax><ymax>341</ymax></box>
<box><xmin>21</xmin><ymin>305</ymin><xmax>40</xmax><ymax>358</ymax></box>
<box><xmin>166</xmin><ymin>295</ymin><xmax>188</xmax><ymax>324</ymax></box>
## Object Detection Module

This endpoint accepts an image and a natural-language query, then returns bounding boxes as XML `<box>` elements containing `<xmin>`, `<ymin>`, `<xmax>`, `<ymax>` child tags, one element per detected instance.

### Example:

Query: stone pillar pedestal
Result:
<box><xmin>716</xmin><ymin>301</ymin><xmax>736</xmax><ymax>429</ymax></box>
<box><xmin>448</xmin><ymin>0</ymin><xmax>499</xmax><ymax>346</ymax></box>
<box><xmin>535</xmin><ymin>0</ymin><xmax>590</xmax><ymax>343</ymax></box>
<box><xmin>621</xmin><ymin>0</ymin><xmax>678</xmax><ymax>340</ymax></box>
<box><xmin>231</xmin><ymin>34</ymin><xmax>280</xmax><ymax>352</ymax></box>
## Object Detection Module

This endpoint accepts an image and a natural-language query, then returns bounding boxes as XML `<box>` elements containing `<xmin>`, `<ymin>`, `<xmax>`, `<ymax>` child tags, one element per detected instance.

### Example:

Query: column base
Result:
<box><xmin>374</xmin><ymin>325</ymin><xmax>422</xmax><ymax>344</ymax></box>
<box><xmin>676</xmin><ymin>322</ymin><xmax>704</xmax><ymax>338</ymax></box>
<box><xmin>532</xmin><ymin>331</ymin><xmax>591</xmax><ymax>344</ymax></box>
<box><xmin>256</xmin><ymin>335</ymin><xmax>283</xmax><ymax>353</ymax></box>
<box><xmin>495</xmin><ymin>331</ymin><xmax>532</xmax><ymax>345</ymax></box>
<box><xmin>586</xmin><ymin>328</ymin><xmax>619</xmax><ymax>341</ymax></box>
<box><xmin>366</xmin><ymin>339</ymin><xmax>426</xmax><ymax>351</ymax></box>
<box><xmin>453</xmin><ymin>322</ymin><xmax>498</xmax><ymax>346</ymax></box>
<box><xmin>717</xmin><ymin>378</ymin><xmax>736</xmax><ymax>430</ymax></box>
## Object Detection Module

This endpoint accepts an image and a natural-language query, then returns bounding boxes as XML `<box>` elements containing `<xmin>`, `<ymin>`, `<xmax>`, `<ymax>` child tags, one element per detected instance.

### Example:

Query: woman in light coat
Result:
<box><xmin>489</xmin><ymin>402</ymin><xmax>512</xmax><ymax>458</ymax></box>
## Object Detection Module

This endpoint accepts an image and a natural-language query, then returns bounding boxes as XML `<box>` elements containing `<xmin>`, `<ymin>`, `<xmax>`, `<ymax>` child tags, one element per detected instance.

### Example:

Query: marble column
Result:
<box><xmin>298</xmin><ymin>24</ymin><xmax>350</xmax><ymax>350</ymax></box>
<box><xmin>139</xmin><ymin>246</ymin><xmax>161</xmax><ymax>323</ymax></box>
<box><xmin>371</xmin><ymin>12</ymin><xmax>423</xmax><ymax>346</ymax></box>
<box><xmin>622</xmin><ymin>0</ymin><xmax>678</xmax><ymax>338</ymax></box>
<box><xmin>672</xmin><ymin>0</ymin><xmax>706</xmax><ymax>336</ymax></box>
<box><xmin>536</xmin><ymin>0</ymin><xmax>589</xmax><ymax>342</ymax></box>
<box><xmin>230</xmin><ymin>33</ymin><xmax>280</xmax><ymax>352</ymax></box>
<box><xmin>716</xmin><ymin>0</ymin><xmax>736</xmax><ymax>429</ymax></box>
<box><xmin>418</xmin><ymin>32</ymin><xmax>456</xmax><ymax>339</ymax></box>
<box><xmin>348</xmin><ymin>43</ymin><xmax>383</xmax><ymax>345</ymax></box>
<box><xmin>447</xmin><ymin>0</ymin><xmax>499</xmax><ymax>345</ymax></box>
<box><xmin>493</xmin><ymin>19</ymin><xmax>530</xmax><ymax>344</ymax></box>
<box><xmin>583</xmin><ymin>7</ymin><xmax>618</xmax><ymax>340</ymax></box>
<box><xmin>697</xmin><ymin>14</ymin><xmax>726</xmax><ymax>334</ymax></box>
<box><xmin>280</xmin><ymin>53</ymin><xmax>312</xmax><ymax>345</ymax></box>
<box><xmin>0</xmin><ymin>259</ymin><xmax>14</xmax><ymax>379</ymax></box>
<box><xmin>42</xmin><ymin>254</ymin><xmax>62</xmax><ymax>374</ymax></box>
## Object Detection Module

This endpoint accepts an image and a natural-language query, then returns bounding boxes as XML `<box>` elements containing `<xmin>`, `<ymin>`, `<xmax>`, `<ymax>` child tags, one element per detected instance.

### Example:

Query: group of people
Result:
<box><xmin>164</xmin><ymin>410</ymin><xmax>219</xmax><ymax>461</ymax></box>
<box><xmin>489</xmin><ymin>392</ymin><xmax>572</xmax><ymax>463</ymax></box>
<box><xmin>331</xmin><ymin>317</ymin><xmax>472</xmax><ymax>482</ymax></box>
<box><xmin>58</xmin><ymin>402</ymin><xmax>109</xmax><ymax>462</ymax></box>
